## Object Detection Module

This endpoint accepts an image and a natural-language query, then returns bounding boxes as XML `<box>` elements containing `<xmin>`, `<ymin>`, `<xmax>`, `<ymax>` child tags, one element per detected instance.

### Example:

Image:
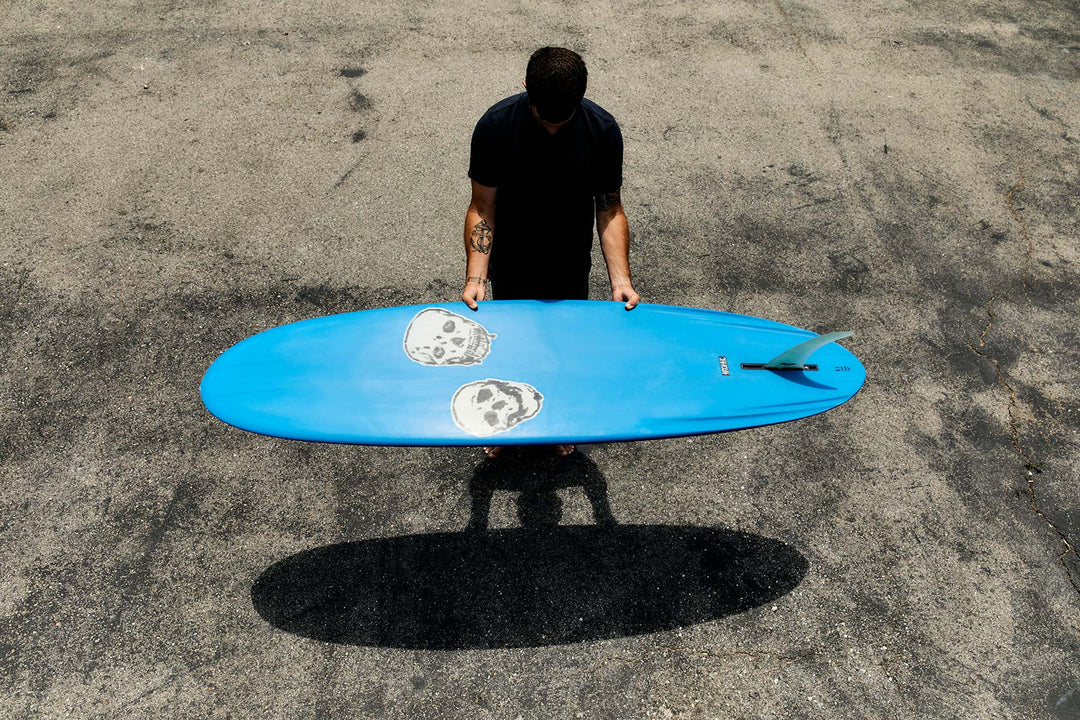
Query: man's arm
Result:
<box><xmin>462</xmin><ymin>180</ymin><xmax>497</xmax><ymax>310</ymax></box>
<box><xmin>595</xmin><ymin>190</ymin><xmax>640</xmax><ymax>310</ymax></box>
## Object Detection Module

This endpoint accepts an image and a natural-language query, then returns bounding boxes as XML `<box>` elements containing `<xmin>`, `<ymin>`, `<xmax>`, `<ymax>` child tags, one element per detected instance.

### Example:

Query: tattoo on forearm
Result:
<box><xmin>470</xmin><ymin>219</ymin><xmax>493</xmax><ymax>254</ymax></box>
<box><xmin>594</xmin><ymin>191</ymin><xmax>621</xmax><ymax>212</ymax></box>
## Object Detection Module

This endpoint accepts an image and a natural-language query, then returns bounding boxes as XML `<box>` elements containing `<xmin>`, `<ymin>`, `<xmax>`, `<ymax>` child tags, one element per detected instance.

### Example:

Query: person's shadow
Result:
<box><xmin>467</xmin><ymin>447</ymin><xmax>616</xmax><ymax>530</ymax></box>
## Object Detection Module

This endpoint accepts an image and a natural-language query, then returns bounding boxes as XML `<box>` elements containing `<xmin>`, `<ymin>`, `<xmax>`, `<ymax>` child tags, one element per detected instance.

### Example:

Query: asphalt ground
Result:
<box><xmin>2</xmin><ymin>0</ymin><xmax>1080</xmax><ymax>717</ymax></box>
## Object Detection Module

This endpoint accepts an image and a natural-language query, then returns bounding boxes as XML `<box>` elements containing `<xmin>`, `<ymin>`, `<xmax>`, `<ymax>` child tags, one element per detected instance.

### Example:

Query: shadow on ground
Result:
<box><xmin>466</xmin><ymin>447</ymin><xmax>619</xmax><ymax>530</ymax></box>
<box><xmin>252</xmin><ymin>450</ymin><xmax>808</xmax><ymax>649</ymax></box>
<box><xmin>251</xmin><ymin>525</ymin><xmax>807</xmax><ymax>649</ymax></box>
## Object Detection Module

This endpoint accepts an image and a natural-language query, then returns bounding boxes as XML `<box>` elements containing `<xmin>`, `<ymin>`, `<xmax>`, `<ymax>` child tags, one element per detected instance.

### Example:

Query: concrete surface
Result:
<box><xmin>2</xmin><ymin>0</ymin><xmax>1079</xmax><ymax>717</ymax></box>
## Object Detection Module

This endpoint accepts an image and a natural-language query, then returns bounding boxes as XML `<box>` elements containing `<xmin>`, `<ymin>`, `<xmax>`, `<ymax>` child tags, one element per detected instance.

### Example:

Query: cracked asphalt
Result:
<box><xmin>2</xmin><ymin>0</ymin><xmax>1079</xmax><ymax>717</ymax></box>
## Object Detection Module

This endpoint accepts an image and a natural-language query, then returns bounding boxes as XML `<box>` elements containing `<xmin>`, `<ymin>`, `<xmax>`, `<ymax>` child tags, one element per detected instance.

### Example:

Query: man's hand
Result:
<box><xmin>462</xmin><ymin>279</ymin><xmax>487</xmax><ymax>310</ymax></box>
<box><xmin>612</xmin><ymin>283</ymin><xmax>640</xmax><ymax>310</ymax></box>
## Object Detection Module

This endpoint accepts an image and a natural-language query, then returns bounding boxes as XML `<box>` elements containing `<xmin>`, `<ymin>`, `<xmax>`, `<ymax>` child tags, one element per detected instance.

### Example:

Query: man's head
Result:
<box><xmin>525</xmin><ymin>47</ymin><xmax>587</xmax><ymax>127</ymax></box>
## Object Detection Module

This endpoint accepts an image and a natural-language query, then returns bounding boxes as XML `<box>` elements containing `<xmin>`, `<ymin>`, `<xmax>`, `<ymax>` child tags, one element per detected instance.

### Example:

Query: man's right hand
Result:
<box><xmin>462</xmin><ymin>280</ymin><xmax>487</xmax><ymax>310</ymax></box>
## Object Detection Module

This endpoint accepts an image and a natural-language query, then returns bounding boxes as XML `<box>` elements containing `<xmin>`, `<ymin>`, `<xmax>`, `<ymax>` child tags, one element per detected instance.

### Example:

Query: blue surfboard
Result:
<box><xmin>200</xmin><ymin>301</ymin><xmax>865</xmax><ymax>445</ymax></box>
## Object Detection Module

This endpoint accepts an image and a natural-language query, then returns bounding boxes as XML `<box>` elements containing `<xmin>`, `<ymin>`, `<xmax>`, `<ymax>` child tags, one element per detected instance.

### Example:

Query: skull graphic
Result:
<box><xmin>403</xmin><ymin>308</ymin><xmax>496</xmax><ymax>366</ymax></box>
<box><xmin>451</xmin><ymin>379</ymin><xmax>544</xmax><ymax>437</ymax></box>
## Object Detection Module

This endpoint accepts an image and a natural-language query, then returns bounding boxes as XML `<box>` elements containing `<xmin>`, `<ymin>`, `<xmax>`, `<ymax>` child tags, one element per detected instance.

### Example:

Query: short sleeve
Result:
<box><xmin>467</xmin><ymin>114</ymin><xmax>501</xmax><ymax>188</ymax></box>
<box><xmin>595</xmin><ymin>122</ymin><xmax>623</xmax><ymax>193</ymax></box>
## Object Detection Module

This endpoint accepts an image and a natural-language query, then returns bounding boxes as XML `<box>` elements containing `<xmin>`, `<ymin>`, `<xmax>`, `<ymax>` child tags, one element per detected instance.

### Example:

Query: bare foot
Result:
<box><xmin>483</xmin><ymin>446</ymin><xmax>503</xmax><ymax>459</ymax></box>
<box><xmin>555</xmin><ymin>444</ymin><xmax>575</xmax><ymax>457</ymax></box>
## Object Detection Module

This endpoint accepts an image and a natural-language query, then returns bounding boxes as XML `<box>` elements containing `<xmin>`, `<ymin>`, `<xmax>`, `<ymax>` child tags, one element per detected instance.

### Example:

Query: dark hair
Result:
<box><xmin>525</xmin><ymin>47</ymin><xmax>587</xmax><ymax>123</ymax></box>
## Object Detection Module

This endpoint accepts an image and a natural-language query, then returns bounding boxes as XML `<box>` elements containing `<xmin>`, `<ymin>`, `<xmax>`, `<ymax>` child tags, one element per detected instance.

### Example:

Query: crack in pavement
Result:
<box><xmin>107</xmin><ymin>646</ymin><xmax>237</xmax><ymax>714</ymax></box>
<box><xmin>1025</xmin><ymin>474</ymin><xmax>1080</xmax><ymax>595</ymax></box>
<box><xmin>773</xmin><ymin>0</ymin><xmax>816</xmax><ymax>69</ymax></box>
<box><xmin>967</xmin><ymin>295</ymin><xmax>1078</xmax><ymax>595</ymax></box>
<box><xmin>967</xmin><ymin>288</ymin><xmax>1024</xmax><ymax>459</ymax></box>
<box><xmin>1005</xmin><ymin>164</ymin><xmax>1035</xmax><ymax>290</ymax></box>
<box><xmin>965</xmin><ymin>172</ymin><xmax>1080</xmax><ymax>596</ymax></box>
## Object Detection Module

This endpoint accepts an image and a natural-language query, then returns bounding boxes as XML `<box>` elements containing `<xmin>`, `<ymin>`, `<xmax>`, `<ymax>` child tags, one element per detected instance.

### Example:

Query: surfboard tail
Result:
<box><xmin>758</xmin><ymin>331</ymin><xmax>854</xmax><ymax>370</ymax></box>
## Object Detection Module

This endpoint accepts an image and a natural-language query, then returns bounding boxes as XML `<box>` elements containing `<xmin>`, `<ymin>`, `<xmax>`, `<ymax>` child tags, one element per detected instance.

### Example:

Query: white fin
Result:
<box><xmin>763</xmin><ymin>331</ymin><xmax>854</xmax><ymax>370</ymax></box>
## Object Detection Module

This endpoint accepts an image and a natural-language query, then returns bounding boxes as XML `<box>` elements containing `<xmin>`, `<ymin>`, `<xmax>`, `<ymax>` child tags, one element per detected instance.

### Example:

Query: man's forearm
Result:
<box><xmin>597</xmin><ymin>207</ymin><xmax>632</xmax><ymax>288</ymax></box>
<box><xmin>464</xmin><ymin>203</ymin><xmax>494</xmax><ymax>281</ymax></box>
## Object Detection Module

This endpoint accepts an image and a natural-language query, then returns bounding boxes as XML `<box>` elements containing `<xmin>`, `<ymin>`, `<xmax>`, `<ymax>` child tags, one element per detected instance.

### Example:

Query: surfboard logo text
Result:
<box><xmin>451</xmin><ymin>379</ymin><xmax>543</xmax><ymax>437</ymax></box>
<box><xmin>403</xmin><ymin>308</ymin><xmax>496</xmax><ymax>366</ymax></box>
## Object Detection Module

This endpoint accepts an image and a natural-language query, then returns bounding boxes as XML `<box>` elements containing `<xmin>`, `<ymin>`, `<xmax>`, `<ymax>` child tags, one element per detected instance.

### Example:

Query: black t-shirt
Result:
<box><xmin>468</xmin><ymin>93</ymin><xmax>623</xmax><ymax>290</ymax></box>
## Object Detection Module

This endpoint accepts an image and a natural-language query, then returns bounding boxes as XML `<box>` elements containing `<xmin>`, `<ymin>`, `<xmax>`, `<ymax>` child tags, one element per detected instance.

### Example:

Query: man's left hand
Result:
<box><xmin>612</xmin><ymin>284</ymin><xmax>640</xmax><ymax>310</ymax></box>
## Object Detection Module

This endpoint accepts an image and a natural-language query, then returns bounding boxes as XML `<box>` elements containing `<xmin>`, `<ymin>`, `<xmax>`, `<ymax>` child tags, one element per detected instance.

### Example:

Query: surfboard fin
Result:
<box><xmin>760</xmin><ymin>331</ymin><xmax>854</xmax><ymax>370</ymax></box>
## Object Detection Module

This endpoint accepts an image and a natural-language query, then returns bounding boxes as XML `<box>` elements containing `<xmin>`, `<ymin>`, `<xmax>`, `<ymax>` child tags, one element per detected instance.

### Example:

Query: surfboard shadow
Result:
<box><xmin>251</xmin><ymin>525</ymin><xmax>808</xmax><ymax>649</ymax></box>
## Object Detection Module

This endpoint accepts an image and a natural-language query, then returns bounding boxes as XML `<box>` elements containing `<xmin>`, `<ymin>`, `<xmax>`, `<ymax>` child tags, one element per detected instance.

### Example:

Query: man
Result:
<box><xmin>461</xmin><ymin>47</ymin><xmax>640</xmax><ymax>457</ymax></box>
